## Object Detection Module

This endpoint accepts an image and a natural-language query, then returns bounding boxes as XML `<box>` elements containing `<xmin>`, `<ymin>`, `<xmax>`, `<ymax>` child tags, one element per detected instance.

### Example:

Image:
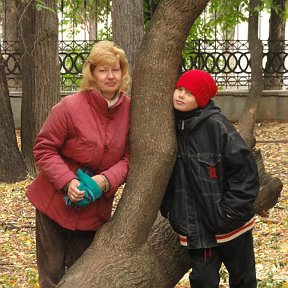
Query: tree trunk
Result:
<box><xmin>2</xmin><ymin>0</ymin><xmax>22</xmax><ymax>92</ymax></box>
<box><xmin>0</xmin><ymin>52</ymin><xmax>27</xmax><ymax>182</ymax></box>
<box><xmin>2</xmin><ymin>0</ymin><xmax>18</xmax><ymax>42</ymax></box>
<box><xmin>264</xmin><ymin>0</ymin><xmax>286</xmax><ymax>90</ymax></box>
<box><xmin>238</xmin><ymin>0</ymin><xmax>282</xmax><ymax>216</ymax></box>
<box><xmin>112</xmin><ymin>0</ymin><xmax>144</xmax><ymax>74</ymax></box>
<box><xmin>19</xmin><ymin>0</ymin><xmax>60</xmax><ymax>176</ymax></box>
<box><xmin>238</xmin><ymin>0</ymin><xmax>263</xmax><ymax>148</ymax></box>
<box><xmin>147</xmin><ymin>214</ymin><xmax>193</xmax><ymax>287</ymax></box>
<box><xmin>56</xmin><ymin>0</ymin><xmax>209</xmax><ymax>287</ymax></box>
<box><xmin>88</xmin><ymin>12</ymin><xmax>97</xmax><ymax>41</ymax></box>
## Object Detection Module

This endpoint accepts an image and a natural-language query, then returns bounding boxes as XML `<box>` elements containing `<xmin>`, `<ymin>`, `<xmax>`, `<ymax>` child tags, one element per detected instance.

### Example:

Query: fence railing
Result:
<box><xmin>2</xmin><ymin>39</ymin><xmax>288</xmax><ymax>92</ymax></box>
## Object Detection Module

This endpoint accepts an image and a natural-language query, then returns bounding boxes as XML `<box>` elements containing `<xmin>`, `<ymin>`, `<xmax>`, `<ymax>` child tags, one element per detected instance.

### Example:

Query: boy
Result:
<box><xmin>161</xmin><ymin>69</ymin><xmax>259</xmax><ymax>288</ymax></box>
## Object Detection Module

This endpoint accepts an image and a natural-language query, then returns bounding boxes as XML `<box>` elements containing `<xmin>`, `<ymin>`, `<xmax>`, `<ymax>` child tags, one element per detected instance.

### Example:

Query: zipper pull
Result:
<box><xmin>181</xmin><ymin>120</ymin><xmax>185</xmax><ymax>130</ymax></box>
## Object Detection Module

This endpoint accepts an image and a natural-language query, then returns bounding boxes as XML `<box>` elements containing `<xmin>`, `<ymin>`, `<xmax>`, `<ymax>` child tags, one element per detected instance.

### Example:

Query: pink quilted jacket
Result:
<box><xmin>26</xmin><ymin>90</ymin><xmax>130</xmax><ymax>231</ymax></box>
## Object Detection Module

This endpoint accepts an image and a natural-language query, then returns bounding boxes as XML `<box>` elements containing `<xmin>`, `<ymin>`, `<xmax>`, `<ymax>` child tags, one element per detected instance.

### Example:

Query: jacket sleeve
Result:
<box><xmin>33</xmin><ymin>101</ymin><xmax>76</xmax><ymax>191</ymax></box>
<box><xmin>221</xmin><ymin>130</ymin><xmax>259</xmax><ymax>219</ymax></box>
<box><xmin>160</xmin><ymin>174</ymin><xmax>174</xmax><ymax>218</ymax></box>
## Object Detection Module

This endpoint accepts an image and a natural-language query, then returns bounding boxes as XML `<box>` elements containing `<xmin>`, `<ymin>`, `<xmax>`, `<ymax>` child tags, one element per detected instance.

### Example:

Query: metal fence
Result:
<box><xmin>2</xmin><ymin>39</ymin><xmax>288</xmax><ymax>92</ymax></box>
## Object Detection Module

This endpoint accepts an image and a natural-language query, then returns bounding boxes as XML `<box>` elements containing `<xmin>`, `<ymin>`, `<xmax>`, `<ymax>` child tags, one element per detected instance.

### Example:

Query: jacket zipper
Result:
<box><xmin>181</xmin><ymin>120</ymin><xmax>185</xmax><ymax>130</ymax></box>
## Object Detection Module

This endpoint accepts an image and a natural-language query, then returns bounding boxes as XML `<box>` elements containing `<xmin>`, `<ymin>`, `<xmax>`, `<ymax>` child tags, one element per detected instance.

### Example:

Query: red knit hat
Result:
<box><xmin>175</xmin><ymin>69</ymin><xmax>218</xmax><ymax>107</ymax></box>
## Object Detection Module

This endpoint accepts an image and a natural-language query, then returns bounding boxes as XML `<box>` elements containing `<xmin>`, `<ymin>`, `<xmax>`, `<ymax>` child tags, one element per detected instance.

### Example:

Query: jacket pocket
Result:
<box><xmin>197</xmin><ymin>153</ymin><xmax>223</xmax><ymax>182</ymax></box>
<box><xmin>211</xmin><ymin>201</ymin><xmax>247</xmax><ymax>234</ymax></box>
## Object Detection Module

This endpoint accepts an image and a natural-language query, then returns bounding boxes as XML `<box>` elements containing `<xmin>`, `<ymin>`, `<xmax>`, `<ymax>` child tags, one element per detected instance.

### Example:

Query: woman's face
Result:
<box><xmin>92</xmin><ymin>61</ymin><xmax>122</xmax><ymax>100</ymax></box>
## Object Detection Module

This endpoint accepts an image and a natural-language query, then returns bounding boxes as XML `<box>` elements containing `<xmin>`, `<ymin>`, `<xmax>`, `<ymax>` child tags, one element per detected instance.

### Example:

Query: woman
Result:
<box><xmin>26</xmin><ymin>41</ymin><xmax>131</xmax><ymax>287</ymax></box>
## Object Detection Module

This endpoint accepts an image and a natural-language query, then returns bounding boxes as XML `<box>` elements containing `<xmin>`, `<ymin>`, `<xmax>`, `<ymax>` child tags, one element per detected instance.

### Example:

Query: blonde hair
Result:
<box><xmin>80</xmin><ymin>41</ymin><xmax>131</xmax><ymax>93</ymax></box>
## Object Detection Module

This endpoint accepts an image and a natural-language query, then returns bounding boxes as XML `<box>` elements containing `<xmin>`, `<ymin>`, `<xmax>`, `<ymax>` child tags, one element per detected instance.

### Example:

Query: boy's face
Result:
<box><xmin>173</xmin><ymin>87</ymin><xmax>198</xmax><ymax>112</ymax></box>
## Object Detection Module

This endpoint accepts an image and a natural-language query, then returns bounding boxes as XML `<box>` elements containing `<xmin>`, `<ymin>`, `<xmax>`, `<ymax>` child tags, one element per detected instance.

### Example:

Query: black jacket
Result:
<box><xmin>161</xmin><ymin>101</ymin><xmax>259</xmax><ymax>249</ymax></box>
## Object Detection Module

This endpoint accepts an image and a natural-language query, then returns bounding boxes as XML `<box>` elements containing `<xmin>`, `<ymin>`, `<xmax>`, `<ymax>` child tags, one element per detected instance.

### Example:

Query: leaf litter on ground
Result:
<box><xmin>0</xmin><ymin>121</ymin><xmax>287</xmax><ymax>287</ymax></box>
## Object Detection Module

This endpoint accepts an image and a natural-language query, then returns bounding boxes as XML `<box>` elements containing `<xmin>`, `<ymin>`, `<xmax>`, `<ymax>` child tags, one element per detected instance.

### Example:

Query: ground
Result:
<box><xmin>0</xmin><ymin>121</ymin><xmax>287</xmax><ymax>288</ymax></box>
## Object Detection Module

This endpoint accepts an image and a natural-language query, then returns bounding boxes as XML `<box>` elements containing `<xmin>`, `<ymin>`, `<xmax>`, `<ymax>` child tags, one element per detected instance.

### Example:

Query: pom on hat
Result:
<box><xmin>175</xmin><ymin>69</ymin><xmax>218</xmax><ymax>107</ymax></box>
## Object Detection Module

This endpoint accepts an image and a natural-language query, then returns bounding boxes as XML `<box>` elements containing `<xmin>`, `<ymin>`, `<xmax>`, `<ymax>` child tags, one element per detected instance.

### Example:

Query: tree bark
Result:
<box><xmin>147</xmin><ymin>215</ymin><xmax>193</xmax><ymax>287</ymax></box>
<box><xmin>238</xmin><ymin>0</ymin><xmax>263</xmax><ymax>148</ymax></box>
<box><xmin>19</xmin><ymin>0</ymin><xmax>60</xmax><ymax>176</ymax></box>
<box><xmin>112</xmin><ymin>0</ymin><xmax>144</xmax><ymax>74</ymax></box>
<box><xmin>0</xmin><ymin>52</ymin><xmax>27</xmax><ymax>182</ymax></box>
<box><xmin>2</xmin><ymin>0</ymin><xmax>18</xmax><ymax>42</ymax></box>
<box><xmin>2</xmin><ymin>0</ymin><xmax>22</xmax><ymax>91</ymax></box>
<box><xmin>57</xmin><ymin>0</ymin><xmax>209</xmax><ymax>287</ymax></box>
<box><xmin>264</xmin><ymin>0</ymin><xmax>286</xmax><ymax>90</ymax></box>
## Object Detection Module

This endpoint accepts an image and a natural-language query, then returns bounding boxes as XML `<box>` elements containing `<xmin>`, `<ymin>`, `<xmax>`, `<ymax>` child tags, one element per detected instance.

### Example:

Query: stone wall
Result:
<box><xmin>214</xmin><ymin>90</ymin><xmax>288</xmax><ymax>122</ymax></box>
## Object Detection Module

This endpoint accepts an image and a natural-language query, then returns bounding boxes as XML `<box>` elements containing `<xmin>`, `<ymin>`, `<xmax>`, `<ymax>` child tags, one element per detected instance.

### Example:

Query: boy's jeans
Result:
<box><xmin>188</xmin><ymin>230</ymin><xmax>257</xmax><ymax>288</ymax></box>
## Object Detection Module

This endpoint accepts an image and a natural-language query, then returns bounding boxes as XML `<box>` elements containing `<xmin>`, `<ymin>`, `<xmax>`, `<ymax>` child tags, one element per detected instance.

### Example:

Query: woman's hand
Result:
<box><xmin>92</xmin><ymin>175</ymin><xmax>107</xmax><ymax>192</ymax></box>
<box><xmin>67</xmin><ymin>178</ymin><xmax>85</xmax><ymax>203</ymax></box>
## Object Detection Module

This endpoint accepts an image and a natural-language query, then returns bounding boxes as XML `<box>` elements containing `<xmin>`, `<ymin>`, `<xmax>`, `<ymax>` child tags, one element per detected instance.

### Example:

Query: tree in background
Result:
<box><xmin>264</xmin><ymin>0</ymin><xmax>286</xmax><ymax>89</ymax></box>
<box><xmin>0</xmin><ymin>51</ymin><xmax>27</xmax><ymax>182</ymax></box>
<box><xmin>112</xmin><ymin>0</ymin><xmax>144</xmax><ymax>74</ymax></box>
<box><xmin>58</xmin><ymin>0</ymin><xmax>112</xmax><ymax>40</ymax></box>
<box><xmin>1</xmin><ymin>1</ymin><xmax>22</xmax><ymax>93</ymax></box>
<box><xmin>19</xmin><ymin>0</ymin><xmax>60</xmax><ymax>176</ymax></box>
<box><xmin>0</xmin><ymin>1</ymin><xmax>27</xmax><ymax>181</ymax></box>
<box><xmin>1</xmin><ymin>0</ymin><xmax>18</xmax><ymax>42</ymax></box>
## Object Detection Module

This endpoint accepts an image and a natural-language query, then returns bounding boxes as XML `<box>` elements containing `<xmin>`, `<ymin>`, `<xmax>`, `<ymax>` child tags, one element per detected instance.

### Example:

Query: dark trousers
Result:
<box><xmin>188</xmin><ymin>230</ymin><xmax>257</xmax><ymax>288</ymax></box>
<box><xmin>35</xmin><ymin>210</ymin><xmax>96</xmax><ymax>288</ymax></box>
